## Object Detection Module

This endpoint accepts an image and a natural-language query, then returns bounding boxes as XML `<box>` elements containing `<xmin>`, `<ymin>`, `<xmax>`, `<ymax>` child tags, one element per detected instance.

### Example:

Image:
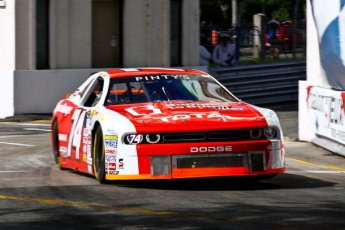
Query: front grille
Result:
<box><xmin>209</xmin><ymin>131</ymin><xmax>248</xmax><ymax>140</ymax></box>
<box><xmin>249</xmin><ymin>152</ymin><xmax>266</xmax><ymax>171</ymax></box>
<box><xmin>163</xmin><ymin>133</ymin><xmax>206</xmax><ymax>142</ymax></box>
<box><xmin>173</xmin><ymin>154</ymin><xmax>245</xmax><ymax>169</ymax></box>
<box><xmin>162</xmin><ymin>130</ymin><xmax>258</xmax><ymax>143</ymax></box>
<box><xmin>151</xmin><ymin>156</ymin><xmax>171</xmax><ymax>176</ymax></box>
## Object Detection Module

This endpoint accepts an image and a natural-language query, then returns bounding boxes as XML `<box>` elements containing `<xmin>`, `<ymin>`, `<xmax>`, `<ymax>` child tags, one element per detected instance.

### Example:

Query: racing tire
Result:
<box><xmin>52</xmin><ymin>120</ymin><xmax>64</xmax><ymax>170</ymax></box>
<box><xmin>92</xmin><ymin>126</ymin><xmax>106</xmax><ymax>183</ymax></box>
<box><xmin>246</xmin><ymin>174</ymin><xmax>277</xmax><ymax>181</ymax></box>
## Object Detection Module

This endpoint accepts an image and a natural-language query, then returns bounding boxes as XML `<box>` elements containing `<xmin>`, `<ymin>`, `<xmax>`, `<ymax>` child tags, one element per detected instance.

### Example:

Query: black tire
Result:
<box><xmin>52</xmin><ymin>120</ymin><xmax>64</xmax><ymax>170</ymax></box>
<box><xmin>92</xmin><ymin>126</ymin><xmax>106</xmax><ymax>183</ymax></box>
<box><xmin>246</xmin><ymin>174</ymin><xmax>277</xmax><ymax>181</ymax></box>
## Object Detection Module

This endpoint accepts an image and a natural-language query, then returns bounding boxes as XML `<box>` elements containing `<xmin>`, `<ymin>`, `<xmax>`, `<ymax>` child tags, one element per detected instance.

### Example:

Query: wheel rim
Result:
<box><xmin>94</xmin><ymin>133</ymin><xmax>104</xmax><ymax>176</ymax></box>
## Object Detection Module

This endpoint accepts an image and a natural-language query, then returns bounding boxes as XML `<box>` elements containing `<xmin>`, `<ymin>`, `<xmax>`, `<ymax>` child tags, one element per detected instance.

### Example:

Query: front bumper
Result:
<box><xmin>105</xmin><ymin>140</ymin><xmax>285</xmax><ymax>180</ymax></box>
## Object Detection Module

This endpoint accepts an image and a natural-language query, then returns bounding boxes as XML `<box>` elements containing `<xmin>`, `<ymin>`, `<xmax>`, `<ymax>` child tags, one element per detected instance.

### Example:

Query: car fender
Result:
<box><xmin>89</xmin><ymin>107</ymin><xmax>141</xmax><ymax>175</ymax></box>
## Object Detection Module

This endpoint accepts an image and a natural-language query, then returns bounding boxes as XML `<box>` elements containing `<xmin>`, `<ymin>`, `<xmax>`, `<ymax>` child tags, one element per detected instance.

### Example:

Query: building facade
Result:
<box><xmin>0</xmin><ymin>0</ymin><xmax>200</xmax><ymax>117</ymax></box>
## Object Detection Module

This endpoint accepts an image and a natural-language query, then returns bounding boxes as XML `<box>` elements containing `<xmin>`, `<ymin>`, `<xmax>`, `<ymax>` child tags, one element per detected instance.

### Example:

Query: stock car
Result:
<box><xmin>51</xmin><ymin>68</ymin><xmax>285</xmax><ymax>183</ymax></box>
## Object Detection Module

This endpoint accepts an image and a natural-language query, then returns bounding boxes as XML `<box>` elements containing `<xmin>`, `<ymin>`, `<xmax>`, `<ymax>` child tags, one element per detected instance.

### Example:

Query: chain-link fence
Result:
<box><xmin>201</xmin><ymin>23</ymin><xmax>306</xmax><ymax>62</ymax></box>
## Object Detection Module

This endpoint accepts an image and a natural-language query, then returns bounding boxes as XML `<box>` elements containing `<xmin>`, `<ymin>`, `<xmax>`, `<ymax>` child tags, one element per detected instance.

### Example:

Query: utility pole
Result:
<box><xmin>232</xmin><ymin>0</ymin><xmax>237</xmax><ymax>28</ymax></box>
<box><xmin>293</xmin><ymin>0</ymin><xmax>301</xmax><ymax>60</ymax></box>
<box><xmin>235</xmin><ymin>0</ymin><xmax>249</xmax><ymax>60</ymax></box>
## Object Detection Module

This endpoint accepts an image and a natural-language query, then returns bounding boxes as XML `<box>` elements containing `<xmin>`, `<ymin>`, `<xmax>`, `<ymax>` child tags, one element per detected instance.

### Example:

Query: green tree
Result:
<box><xmin>272</xmin><ymin>6</ymin><xmax>290</xmax><ymax>21</ymax></box>
<box><xmin>248</xmin><ymin>0</ymin><xmax>280</xmax><ymax>14</ymax></box>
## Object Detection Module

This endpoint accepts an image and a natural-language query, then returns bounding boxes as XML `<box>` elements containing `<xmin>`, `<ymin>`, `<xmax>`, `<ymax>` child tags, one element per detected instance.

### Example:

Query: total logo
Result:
<box><xmin>190</xmin><ymin>146</ymin><xmax>232</xmax><ymax>153</ymax></box>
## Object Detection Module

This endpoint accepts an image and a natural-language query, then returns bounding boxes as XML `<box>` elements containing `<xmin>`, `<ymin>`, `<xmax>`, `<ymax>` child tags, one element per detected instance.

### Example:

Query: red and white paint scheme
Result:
<box><xmin>51</xmin><ymin>68</ymin><xmax>285</xmax><ymax>183</ymax></box>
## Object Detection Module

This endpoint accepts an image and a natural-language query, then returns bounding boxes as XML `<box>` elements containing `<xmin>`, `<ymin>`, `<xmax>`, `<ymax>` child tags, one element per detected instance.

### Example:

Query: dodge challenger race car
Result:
<box><xmin>51</xmin><ymin>68</ymin><xmax>285</xmax><ymax>183</ymax></box>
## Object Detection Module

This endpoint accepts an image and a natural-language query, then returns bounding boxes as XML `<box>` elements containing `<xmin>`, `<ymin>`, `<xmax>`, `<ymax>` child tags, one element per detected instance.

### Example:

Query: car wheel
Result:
<box><xmin>52</xmin><ymin>120</ymin><xmax>64</xmax><ymax>170</ymax></box>
<box><xmin>246</xmin><ymin>174</ymin><xmax>277</xmax><ymax>181</ymax></box>
<box><xmin>92</xmin><ymin>126</ymin><xmax>106</xmax><ymax>183</ymax></box>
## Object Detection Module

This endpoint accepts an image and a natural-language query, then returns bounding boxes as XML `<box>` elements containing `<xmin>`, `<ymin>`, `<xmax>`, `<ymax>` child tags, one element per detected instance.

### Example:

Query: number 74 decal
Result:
<box><xmin>67</xmin><ymin>109</ymin><xmax>87</xmax><ymax>159</ymax></box>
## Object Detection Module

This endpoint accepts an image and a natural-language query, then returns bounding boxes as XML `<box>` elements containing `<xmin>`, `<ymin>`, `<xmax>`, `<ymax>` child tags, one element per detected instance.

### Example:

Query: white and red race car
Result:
<box><xmin>51</xmin><ymin>68</ymin><xmax>285</xmax><ymax>183</ymax></box>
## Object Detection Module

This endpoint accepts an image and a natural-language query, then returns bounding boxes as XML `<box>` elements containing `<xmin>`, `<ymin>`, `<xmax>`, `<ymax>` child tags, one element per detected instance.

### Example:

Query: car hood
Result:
<box><xmin>105</xmin><ymin>101</ymin><xmax>267</xmax><ymax>132</ymax></box>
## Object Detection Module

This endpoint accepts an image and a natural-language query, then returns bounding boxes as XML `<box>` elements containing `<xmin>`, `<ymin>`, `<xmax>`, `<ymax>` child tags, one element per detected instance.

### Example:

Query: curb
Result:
<box><xmin>0</xmin><ymin>114</ymin><xmax>52</xmax><ymax>123</ymax></box>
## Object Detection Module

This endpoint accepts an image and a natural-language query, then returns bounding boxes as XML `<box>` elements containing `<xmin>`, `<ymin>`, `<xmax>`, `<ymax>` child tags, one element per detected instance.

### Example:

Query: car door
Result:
<box><xmin>68</xmin><ymin>77</ymin><xmax>107</xmax><ymax>166</ymax></box>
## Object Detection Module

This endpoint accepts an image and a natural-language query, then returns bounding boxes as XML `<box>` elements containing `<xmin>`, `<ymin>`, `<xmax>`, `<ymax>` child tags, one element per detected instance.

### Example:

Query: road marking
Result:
<box><xmin>0</xmin><ymin>122</ymin><xmax>16</xmax><ymax>124</ymax></box>
<box><xmin>32</xmin><ymin>120</ymin><xmax>51</xmax><ymax>122</ymax></box>
<box><xmin>24</xmin><ymin>128</ymin><xmax>51</xmax><ymax>132</ymax></box>
<box><xmin>15</xmin><ymin>123</ymin><xmax>50</xmax><ymax>127</ymax></box>
<box><xmin>0</xmin><ymin>134</ymin><xmax>48</xmax><ymax>139</ymax></box>
<box><xmin>286</xmin><ymin>157</ymin><xmax>345</xmax><ymax>171</ymax></box>
<box><xmin>280</xmin><ymin>118</ymin><xmax>298</xmax><ymax>121</ymax></box>
<box><xmin>288</xmin><ymin>171</ymin><xmax>345</xmax><ymax>174</ymax></box>
<box><xmin>0</xmin><ymin>194</ymin><xmax>331</xmax><ymax>230</ymax></box>
<box><xmin>0</xmin><ymin>142</ymin><xmax>35</xmax><ymax>147</ymax></box>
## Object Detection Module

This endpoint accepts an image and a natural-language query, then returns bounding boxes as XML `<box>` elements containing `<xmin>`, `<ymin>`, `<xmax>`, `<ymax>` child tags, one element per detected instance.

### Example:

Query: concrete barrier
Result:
<box><xmin>0</xmin><ymin>71</ymin><xmax>14</xmax><ymax>118</ymax></box>
<box><xmin>13</xmin><ymin>69</ymin><xmax>105</xmax><ymax>114</ymax></box>
<box><xmin>299</xmin><ymin>80</ymin><xmax>345</xmax><ymax>157</ymax></box>
<box><xmin>12</xmin><ymin>66</ymin><xmax>208</xmax><ymax>115</ymax></box>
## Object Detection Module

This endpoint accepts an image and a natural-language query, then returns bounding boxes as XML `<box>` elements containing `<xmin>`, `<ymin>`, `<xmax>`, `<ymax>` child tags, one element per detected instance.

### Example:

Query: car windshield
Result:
<box><xmin>105</xmin><ymin>74</ymin><xmax>238</xmax><ymax>105</ymax></box>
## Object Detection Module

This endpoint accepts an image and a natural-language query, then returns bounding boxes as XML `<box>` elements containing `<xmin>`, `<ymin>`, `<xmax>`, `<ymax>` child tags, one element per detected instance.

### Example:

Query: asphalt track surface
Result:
<box><xmin>0</xmin><ymin>106</ymin><xmax>344</xmax><ymax>230</ymax></box>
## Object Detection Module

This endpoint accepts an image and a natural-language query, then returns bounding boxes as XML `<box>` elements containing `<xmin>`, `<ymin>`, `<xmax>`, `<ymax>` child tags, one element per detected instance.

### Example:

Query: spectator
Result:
<box><xmin>267</xmin><ymin>16</ymin><xmax>281</xmax><ymax>58</ymax></box>
<box><xmin>212</xmin><ymin>34</ymin><xmax>236</xmax><ymax>67</ymax></box>
<box><xmin>200</xmin><ymin>44</ymin><xmax>211</xmax><ymax>66</ymax></box>
<box><xmin>200</xmin><ymin>33</ymin><xmax>213</xmax><ymax>53</ymax></box>
<box><xmin>200</xmin><ymin>20</ymin><xmax>209</xmax><ymax>36</ymax></box>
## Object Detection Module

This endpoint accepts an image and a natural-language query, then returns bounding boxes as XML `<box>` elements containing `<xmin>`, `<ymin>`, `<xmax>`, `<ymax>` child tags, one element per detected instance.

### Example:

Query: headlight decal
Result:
<box><xmin>264</xmin><ymin>127</ymin><xmax>276</xmax><ymax>138</ymax></box>
<box><xmin>126</xmin><ymin>134</ymin><xmax>144</xmax><ymax>144</ymax></box>
<box><xmin>146</xmin><ymin>134</ymin><xmax>161</xmax><ymax>144</ymax></box>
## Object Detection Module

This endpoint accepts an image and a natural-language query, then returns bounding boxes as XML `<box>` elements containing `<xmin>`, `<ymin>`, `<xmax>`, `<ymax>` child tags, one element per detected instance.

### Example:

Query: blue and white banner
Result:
<box><xmin>311</xmin><ymin>0</ymin><xmax>345</xmax><ymax>90</ymax></box>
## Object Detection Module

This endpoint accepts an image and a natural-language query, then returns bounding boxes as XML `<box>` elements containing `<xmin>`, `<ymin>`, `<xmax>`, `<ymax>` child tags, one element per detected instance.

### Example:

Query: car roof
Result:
<box><xmin>105</xmin><ymin>68</ymin><xmax>206</xmax><ymax>79</ymax></box>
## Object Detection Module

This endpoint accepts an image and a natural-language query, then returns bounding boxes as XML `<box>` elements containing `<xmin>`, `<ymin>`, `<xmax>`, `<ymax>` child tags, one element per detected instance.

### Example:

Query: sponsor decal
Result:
<box><xmin>90</xmin><ymin>110</ymin><xmax>97</xmax><ymax>118</ymax></box>
<box><xmin>83</xmin><ymin>137</ymin><xmax>88</xmax><ymax>144</ymax></box>
<box><xmin>106</xmin><ymin>162</ymin><xmax>116</xmax><ymax>171</ymax></box>
<box><xmin>56</xmin><ymin>103</ymin><xmax>73</xmax><ymax>116</ymax></box>
<box><xmin>59</xmin><ymin>146</ymin><xmax>67</xmax><ymax>156</ymax></box>
<box><xmin>105</xmin><ymin>149</ymin><xmax>115</xmax><ymax>155</ymax></box>
<box><xmin>125</xmin><ymin>105</ymin><xmax>162</xmax><ymax>116</ymax></box>
<box><xmin>125</xmin><ymin>105</ymin><xmax>244</xmax><ymax>117</ymax></box>
<box><xmin>105</xmin><ymin>155</ymin><xmax>116</xmax><ymax>162</ymax></box>
<box><xmin>190</xmin><ymin>146</ymin><xmax>232</xmax><ymax>153</ymax></box>
<box><xmin>105</xmin><ymin>135</ymin><xmax>118</xmax><ymax>141</ymax></box>
<box><xmin>58</xmin><ymin>134</ymin><xmax>67</xmax><ymax>142</ymax></box>
<box><xmin>118</xmin><ymin>158</ymin><xmax>124</xmax><ymax>169</ymax></box>
<box><xmin>134</xmin><ymin>75</ymin><xmax>190</xmax><ymax>82</ymax></box>
<box><xmin>153</xmin><ymin>113</ymin><xmax>243</xmax><ymax>122</ymax></box>
<box><xmin>308</xmin><ymin>88</ymin><xmax>345</xmax><ymax>144</ymax></box>
<box><xmin>83</xmin><ymin>144</ymin><xmax>86</xmax><ymax>153</ymax></box>
<box><xmin>166</xmin><ymin>103</ymin><xmax>244</xmax><ymax>110</ymax></box>
<box><xmin>106</xmin><ymin>129</ymin><xmax>117</xmax><ymax>135</ymax></box>
<box><xmin>82</xmin><ymin>153</ymin><xmax>87</xmax><ymax>162</ymax></box>
<box><xmin>83</xmin><ymin>128</ymin><xmax>88</xmax><ymax>137</ymax></box>
<box><xmin>107</xmin><ymin>170</ymin><xmax>119</xmax><ymax>175</ymax></box>
<box><xmin>105</xmin><ymin>145</ymin><xmax>117</xmax><ymax>154</ymax></box>
<box><xmin>99</xmin><ymin>114</ymin><xmax>104</xmax><ymax>121</ymax></box>
<box><xmin>105</xmin><ymin>140</ymin><xmax>117</xmax><ymax>149</ymax></box>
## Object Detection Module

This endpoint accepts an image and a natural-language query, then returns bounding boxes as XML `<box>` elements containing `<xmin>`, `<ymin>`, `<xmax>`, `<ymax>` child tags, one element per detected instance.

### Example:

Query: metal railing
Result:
<box><xmin>203</xmin><ymin>24</ymin><xmax>306</xmax><ymax>61</ymax></box>
<box><xmin>209</xmin><ymin>61</ymin><xmax>306</xmax><ymax>105</ymax></box>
